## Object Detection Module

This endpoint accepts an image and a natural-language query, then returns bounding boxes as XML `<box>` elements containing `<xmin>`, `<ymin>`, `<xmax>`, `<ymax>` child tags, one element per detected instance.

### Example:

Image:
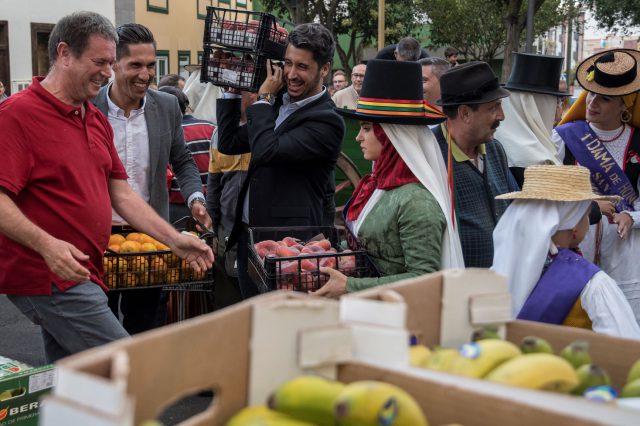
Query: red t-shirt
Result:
<box><xmin>0</xmin><ymin>77</ymin><xmax>128</xmax><ymax>295</ymax></box>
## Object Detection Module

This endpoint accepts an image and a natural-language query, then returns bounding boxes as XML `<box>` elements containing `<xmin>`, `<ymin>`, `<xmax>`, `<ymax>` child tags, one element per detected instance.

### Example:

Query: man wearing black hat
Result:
<box><xmin>433</xmin><ymin>61</ymin><xmax>519</xmax><ymax>268</ymax></box>
<box><xmin>216</xmin><ymin>23</ymin><xmax>344</xmax><ymax>298</ymax></box>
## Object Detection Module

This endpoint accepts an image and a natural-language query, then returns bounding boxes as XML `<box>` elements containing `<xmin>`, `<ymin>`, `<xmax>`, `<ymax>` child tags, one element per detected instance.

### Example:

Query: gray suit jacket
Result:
<box><xmin>93</xmin><ymin>87</ymin><xmax>202</xmax><ymax>221</ymax></box>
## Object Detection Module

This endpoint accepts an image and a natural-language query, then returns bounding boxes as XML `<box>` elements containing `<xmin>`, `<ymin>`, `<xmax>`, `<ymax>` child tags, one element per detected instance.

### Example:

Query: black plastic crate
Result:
<box><xmin>200</xmin><ymin>46</ymin><xmax>267</xmax><ymax>92</ymax></box>
<box><xmin>104</xmin><ymin>217</ymin><xmax>214</xmax><ymax>291</ymax></box>
<box><xmin>247</xmin><ymin>226</ymin><xmax>379</xmax><ymax>294</ymax></box>
<box><xmin>203</xmin><ymin>6</ymin><xmax>289</xmax><ymax>59</ymax></box>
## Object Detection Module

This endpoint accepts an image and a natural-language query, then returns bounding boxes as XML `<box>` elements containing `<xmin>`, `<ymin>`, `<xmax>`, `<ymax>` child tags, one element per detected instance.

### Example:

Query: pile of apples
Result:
<box><xmin>213</xmin><ymin>19</ymin><xmax>288</xmax><ymax>49</ymax></box>
<box><xmin>253</xmin><ymin>237</ymin><xmax>356</xmax><ymax>291</ymax></box>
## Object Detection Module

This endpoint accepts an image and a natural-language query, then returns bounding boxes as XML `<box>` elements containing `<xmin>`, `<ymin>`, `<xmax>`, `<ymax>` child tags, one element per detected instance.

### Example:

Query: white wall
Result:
<box><xmin>2</xmin><ymin>0</ymin><xmax>115</xmax><ymax>91</ymax></box>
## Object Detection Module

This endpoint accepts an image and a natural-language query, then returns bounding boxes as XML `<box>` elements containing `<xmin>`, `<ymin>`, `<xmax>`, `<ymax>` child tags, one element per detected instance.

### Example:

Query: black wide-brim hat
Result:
<box><xmin>502</xmin><ymin>52</ymin><xmax>569</xmax><ymax>96</ymax></box>
<box><xmin>576</xmin><ymin>48</ymin><xmax>640</xmax><ymax>97</ymax></box>
<box><xmin>334</xmin><ymin>59</ymin><xmax>446</xmax><ymax>125</ymax></box>
<box><xmin>437</xmin><ymin>61</ymin><xmax>510</xmax><ymax>106</ymax></box>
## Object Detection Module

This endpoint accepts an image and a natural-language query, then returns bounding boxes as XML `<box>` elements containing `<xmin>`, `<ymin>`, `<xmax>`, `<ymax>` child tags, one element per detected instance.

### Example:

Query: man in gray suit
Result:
<box><xmin>93</xmin><ymin>23</ymin><xmax>212</xmax><ymax>333</ymax></box>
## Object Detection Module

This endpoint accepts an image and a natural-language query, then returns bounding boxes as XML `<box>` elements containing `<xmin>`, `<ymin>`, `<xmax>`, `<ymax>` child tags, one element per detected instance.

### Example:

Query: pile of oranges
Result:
<box><xmin>103</xmin><ymin>232</ymin><xmax>207</xmax><ymax>289</ymax></box>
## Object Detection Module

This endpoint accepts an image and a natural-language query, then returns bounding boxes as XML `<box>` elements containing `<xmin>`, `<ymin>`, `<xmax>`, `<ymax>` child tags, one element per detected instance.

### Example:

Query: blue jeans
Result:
<box><xmin>8</xmin><ymin>282</ymin><xmax>129</xmax><ymax>363</ymax></box>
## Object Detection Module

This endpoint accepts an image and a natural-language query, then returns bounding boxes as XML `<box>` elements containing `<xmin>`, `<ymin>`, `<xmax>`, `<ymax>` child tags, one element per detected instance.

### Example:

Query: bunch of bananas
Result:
<box><xmin>226</xmin><ymin>376</ymin><xmax>429</xmax><ymax>426</ymax></box>
<box><xmin>408</xmin><ymin>330</ymin><xmax>622</xmax><ymax>398</ymax></box>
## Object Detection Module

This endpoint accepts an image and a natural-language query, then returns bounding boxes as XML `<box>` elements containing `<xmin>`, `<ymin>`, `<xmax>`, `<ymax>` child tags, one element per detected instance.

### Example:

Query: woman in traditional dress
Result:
<box><xmin>311</xmin><ymin>59</ymin><xmax>464</xmax><ymax>298</ymax></box>
<box><xmin>553</xmin><ymin>49</ymin><xmax>640</xmax><ymax>324</ymax></box>
<box><xmin>492</xmin><ymin>165</ymin><xmax>640</xmax><ymax>339</ymax></box>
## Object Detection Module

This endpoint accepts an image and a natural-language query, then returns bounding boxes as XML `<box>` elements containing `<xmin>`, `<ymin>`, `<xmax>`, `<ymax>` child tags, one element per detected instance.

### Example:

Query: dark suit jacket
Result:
<box><xmin>93</xmin><ymin>87</ymin><xmax>202</xmax><ymax>221</ymax></box>
<box><xmin>217</xmin><ymin>90</ymin><xmax>344</xmax><ymax>248</ymax></box>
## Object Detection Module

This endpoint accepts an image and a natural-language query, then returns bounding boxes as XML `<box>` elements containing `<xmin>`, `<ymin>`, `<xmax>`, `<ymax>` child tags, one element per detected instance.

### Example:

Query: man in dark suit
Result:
<box><xmin>93</xmin><ymin>23</ymin><xmax>212</xmax><ymax>333</ymax></box>
<box><xmin>217</xmin><ymin>23</ymin><xmax>345</xmax><ymax>298</ymax></box>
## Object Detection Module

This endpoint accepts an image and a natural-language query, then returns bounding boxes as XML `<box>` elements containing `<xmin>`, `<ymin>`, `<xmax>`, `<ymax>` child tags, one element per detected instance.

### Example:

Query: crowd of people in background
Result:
<box><xmin>1</xmin><ymin>10</ymin><xmax>640</xmax><ymax>363</ymax></box>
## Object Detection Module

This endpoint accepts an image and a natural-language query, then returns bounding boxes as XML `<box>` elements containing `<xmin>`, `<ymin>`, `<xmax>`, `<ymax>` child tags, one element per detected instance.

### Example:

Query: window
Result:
<box><xmin>236</xmin><ymin>0</ymin><xmax>247</xmax><ymax>7</ymax></box>
<box><xmin>197</xmin><ymin>51</ymin><xmax>204</xmax><ymax>65</ymax></box>
<box><xmin>197</xmin><ymin>0</ymin><xmax>212</xmax><ymax>20</ymax></box>
<box><xmin>147</xmin><ymin>0</ymin><xmax>169</xmax><ymax>14</ymax></box>
<box><xmin>156</xmin><ymin>50</ymin><xmax>170</xmax><ymax>84</ymax></box>
<box><xmin>178</xmin><ymin>51</ymin><xmax>191</xmax><ymax>78</ymax></box>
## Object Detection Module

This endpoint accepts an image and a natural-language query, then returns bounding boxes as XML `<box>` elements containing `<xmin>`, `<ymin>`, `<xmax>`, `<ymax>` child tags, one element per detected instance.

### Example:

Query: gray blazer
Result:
<box><xmin>93</xmin><ymin>87</ymin><xmax>202</xmax><ymax>221</ymax></box>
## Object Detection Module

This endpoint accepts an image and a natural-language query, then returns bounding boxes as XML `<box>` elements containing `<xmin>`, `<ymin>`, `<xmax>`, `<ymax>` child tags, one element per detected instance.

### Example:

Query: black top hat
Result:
<box><xmin>503</xmin><ymin>53</ymin><xmax>568</xmax><ymax>96</ymax></box>
<box><xmin>437</xmin><ymin>61</ymin><xmax>510</xmax><ymax>106</ymax></box>
<box><xmin>335</xmin><ymin>59</ymin><xmax>445</xmax><ymax>125</ymax></box>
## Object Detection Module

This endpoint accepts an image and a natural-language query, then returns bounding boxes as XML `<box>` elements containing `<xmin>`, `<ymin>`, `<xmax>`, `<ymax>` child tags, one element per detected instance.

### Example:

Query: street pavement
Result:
<box><xmin>0</xmin><ymin>294</ymin><xmax>212</xmax><ymax>425</ymax></box>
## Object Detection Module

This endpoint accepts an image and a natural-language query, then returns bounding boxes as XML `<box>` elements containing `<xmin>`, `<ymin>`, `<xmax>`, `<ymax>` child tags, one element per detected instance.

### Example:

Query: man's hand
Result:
<box><xmin>169</xmin><ymin>233</ymin><xmax>215</xmax><ymax>273</ymax></box>
<box><xmin>613</xmin><ymin>212</ymin><xmax>634</xmax><ymax>240</ymax></box>
<box><xmin>309</xmin><ymin>267</ymin><xmax>348</xmax><ymax>299</ymax></box>
<box><xmin>258</xmin><ymin>59</ymin><xmax>284</xmax><ymax>95</ymax></box>
<box><xmin>39</xmin><ymin>238</ymin><xmax>91</xmax><ymax>282</ymax></box>
<box><xmin>190</xmin><ymin>201</ymin><xmax>213</xmax><ymax>231</ymax></box>
<box><xmin>596</xmin><ymin>200</ymin><xmax>616</xmax><ymax>220</ymax></box>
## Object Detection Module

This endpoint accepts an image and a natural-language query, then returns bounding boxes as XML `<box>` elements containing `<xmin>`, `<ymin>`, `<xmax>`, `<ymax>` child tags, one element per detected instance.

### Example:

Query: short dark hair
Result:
<box><xmin>442</xmin><ymin>103</ymin><xmax>479</xmax><ymax>119</ymax></box>
<box><xmin>418</xmin><ymin>57</ymin><xmax>450</xmax><ymax>79</ymax></box>
<box><xmin>115</xmin><ymin>23</ymin><xmax>156</xmax><ymax>59</ymax></box>
<box><xmin>48</xmin><ymin>11</ymin><xmax>117</xmax><ymax>62</ymax></box>
<box><xmin>158</xmin><ymin>74</ymin><xmax>186</xmax><ymax>88</ymax></box>
<box><xmin>158</xmin><ymin>86</ymin><xmax>189</xmax><ymax>114</ymax></box>
<box><xmin>287</xmin><ymin>23</ymin><xmax>335</xmax><ymax>68</ymax></box>
<box><xmin>395</xmin><ymin>37</ymin><xmax>421</xmax><ymax>61</ymax></box>
<box><xmin>444</xmin><ymin>47</ymin><xmax>458</xmax><ymax>58</ymax></box>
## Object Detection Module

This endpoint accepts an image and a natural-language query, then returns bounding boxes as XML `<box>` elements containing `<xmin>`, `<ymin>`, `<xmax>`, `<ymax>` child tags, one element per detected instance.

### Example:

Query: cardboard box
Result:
<box><xmin>354</xmin><ymin>268</ymin><xmax>640</xmax><ymax>390</ymax></box>
<box><xmin>40</xmin><ymin>285</ymin><xmax>640</xmax><ymax>425</ymax></box>
<box><xmin>0</xmin><ymin>357</ymin><xmax>56</xmax><ymax>426</ymax></box>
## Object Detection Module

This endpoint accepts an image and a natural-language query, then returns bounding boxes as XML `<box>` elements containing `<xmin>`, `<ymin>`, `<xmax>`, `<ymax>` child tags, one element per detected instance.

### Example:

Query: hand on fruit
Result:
<box><xmin>310</xmin><ymin>267</ymin><xmax>347</xmax><ymax>299</ymax></box>
<box><xmin>258</xmin><ymin>59</ymin><xmax>283</xmax><ymax>96</ymax></box>
<box><xmin>170</xmin><ymin>233</ymin><xmax>214</xmax><ymax>274</ymax></box>
<box><xmin>613</xmin><ymin>212</ymin><xmax>633</xmax><ymax>240</ymax></box>
<box><xmin>596</xmin><ymin>200</ymin><xmax>616</xmax><ymax>219</ymax></box>
<box><xmin>40</xmin><ymin>238</ymin><xmax>91</xmax><ymax>282</ymax></box>
<box><xmin>190</xmin><ymin>201</ymin><xmax>213</xmax><ymax>232</ymax></box>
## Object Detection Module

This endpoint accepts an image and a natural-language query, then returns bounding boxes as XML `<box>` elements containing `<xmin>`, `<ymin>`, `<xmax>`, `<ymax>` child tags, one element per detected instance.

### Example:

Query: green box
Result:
<box><xmin>0</xmin><ymin>357</ymin><xmax>56</xmax><ymax>426</ymax></box>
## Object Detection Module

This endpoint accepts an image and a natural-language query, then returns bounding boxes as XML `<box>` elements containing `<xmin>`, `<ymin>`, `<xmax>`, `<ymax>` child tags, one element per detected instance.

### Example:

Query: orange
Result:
<box><xmin>140</xmin><ymin>242</ymin><xmax>158</xmax><ymax>252</ymax></box>
<box><xmin>109</xmin><ymin>234</ymin><xmax>126</xmax><ymax>246</ymax></box>
<box><xmin>156</xmin><ymin>242</ymin><xmax>170</xmax><ymax>251</ymax></box>
<box><xmin>107</xmin><ymin>244</ymin><xmax>121</xmax><ymax>253</ymax></box>
<box><xmin>126</xmin><ymin>232</ymin><xmax>143</xmax><ymax>242</ymax></box>
<box><xmin>120</xmin><ymin>241</ymin><xmax>142</xmax><ymax>253</ymax></box>
<box><xmin>149</xmin><ymin>256</ymin><xmax>168</xmax><ymax>284</ymax></box>
<box><xmin>138</xmin><ymin>234</ymin><xmax>157</xmax><ymax>245</ymax></box>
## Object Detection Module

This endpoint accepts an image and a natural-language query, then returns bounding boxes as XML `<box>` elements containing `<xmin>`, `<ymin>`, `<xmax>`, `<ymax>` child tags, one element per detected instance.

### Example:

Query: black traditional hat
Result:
<box><xmin>576</xmin><ymin>49</ymin><xmax>640</xmax><ymax>96</ymax></box>
<box><xmin>503</xmin><ymin>53</ymin><xmax>569</xmax><ymax>96</ymax></box>
<box><xmin>334</xmin><ymin>59</ymin><xmax>445</xmax><ymax>125</ymax></box>
<box><xmin>437</xmin><ymin>61</ymin><xmax>510</xmax><ymax>106</ymax></box>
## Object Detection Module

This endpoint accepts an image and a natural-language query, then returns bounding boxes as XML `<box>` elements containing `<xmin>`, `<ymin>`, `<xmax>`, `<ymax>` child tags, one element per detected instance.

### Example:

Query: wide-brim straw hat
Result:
<box><xmin>576</xmin><ymin>49</ymin><xmax>640</xmax><ymax>97</ymax></box>
<box><xmin>496</xmin><ymin>165</ymin><xmax>620</xmax><ymax>202</ymax></box>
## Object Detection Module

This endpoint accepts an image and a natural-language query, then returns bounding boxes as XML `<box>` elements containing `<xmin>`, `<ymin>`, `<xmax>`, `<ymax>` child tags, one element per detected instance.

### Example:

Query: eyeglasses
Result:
<box><xmin>351</xmin><ymin>73</ymin><xmax>365</xmax><ymax>78</ymax></box>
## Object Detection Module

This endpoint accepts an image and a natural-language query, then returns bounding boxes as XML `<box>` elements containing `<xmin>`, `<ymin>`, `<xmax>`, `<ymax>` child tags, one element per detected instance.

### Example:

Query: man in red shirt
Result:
<box><xmin>0</xmin><ymin>11</ymin><xmax>214</xmax><ymax>363</ymax></box>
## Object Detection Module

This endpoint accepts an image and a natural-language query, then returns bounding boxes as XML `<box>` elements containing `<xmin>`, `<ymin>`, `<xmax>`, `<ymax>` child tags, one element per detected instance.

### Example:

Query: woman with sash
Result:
<box><xmin>492</xmin><ymin>165</ymin><xmax>640</xmax><ymax>338</ymax></box>
<box><xmin>552</xmin><ymin>49</ymin><xmax>640</xmax><ymax>324</ymax></box>
<box><xmin>311</xmin><ymin>59</ymin><xmax>464</xmax><ymax>298</ymax></box>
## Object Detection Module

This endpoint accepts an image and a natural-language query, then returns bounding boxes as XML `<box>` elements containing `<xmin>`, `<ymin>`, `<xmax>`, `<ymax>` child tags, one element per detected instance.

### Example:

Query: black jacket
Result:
<box><xmin>217</xmin><ymin>91</ymin><xmax>344</xmax><ymax>248</ymax></box>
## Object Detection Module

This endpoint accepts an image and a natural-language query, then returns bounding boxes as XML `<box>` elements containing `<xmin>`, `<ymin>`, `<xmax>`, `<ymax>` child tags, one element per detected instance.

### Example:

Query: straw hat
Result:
<box><xmin>575</xmin><ymin>49</ymin><xmax>640</xmax><ymax>96</ymax></box>
<box><xmin>496</xmin><ymin>165</ymin><xmax>620</xmax><ymax>202</ymax></box>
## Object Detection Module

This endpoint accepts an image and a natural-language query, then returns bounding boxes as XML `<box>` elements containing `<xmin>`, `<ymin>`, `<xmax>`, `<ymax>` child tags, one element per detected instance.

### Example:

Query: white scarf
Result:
<box><xmin>491</xmin><ymin>200</ymin><xmax>591</xmax><ymax>316</ymax></box>
<box><xmin>495</xmin><ymin>91</ymin><xmax>560</xmax><ymax>167</ymax></box>
<box><xmin>381</xmin><ymin>123</ymin><xmax>465</xmax><ymax>269</ymax></box>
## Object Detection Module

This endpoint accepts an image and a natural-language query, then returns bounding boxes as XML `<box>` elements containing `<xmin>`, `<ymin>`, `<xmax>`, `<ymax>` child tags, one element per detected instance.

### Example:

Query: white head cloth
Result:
<box><xmin>491</xmin><ymin>199</ymin><xmax>591</xmax><ymax>316</ymax></box>
<box><xmin>183</xmin><ymin>70</ymin><xmax>222</xmax><ymax>123</ymax></box>
<box><xmin>381</xmin><ymin>123</ymin><xmax>465</xmax><ymax>269</ymax></box>
<box><xmin>494</xmin><ymin>91</ymin><xmax>560</xmax><ymax>167</ymax></box>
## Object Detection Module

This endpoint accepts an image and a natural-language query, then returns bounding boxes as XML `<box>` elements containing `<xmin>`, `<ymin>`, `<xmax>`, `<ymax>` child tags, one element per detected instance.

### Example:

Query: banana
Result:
<box><xmin>424</xmin><ymin>347</ymin><xmax>460</xmax><ymax>373</ymax></box>
<box><xmin>520</xmin><ymin>336</ymin><xmax>554</xmax><ymax>354</ymax></box>
<box><xmin>267</xmin><ymin>376</ymin><xmax>344</xmax><ymax>426</ymax></box>
<box><xmin>621</xmin><ymin>378</ymin><xmax>640</xmax><ymax>398</ymax></box>
<box><xmin>559</xmin><ymin>340</ymin><xmax>592</xmax><ymax>369</ymax></box>
<box><xmin>626</xmin><ymin>359</ymin><xmax>640</xmax><ymax>384</ymax></box>
<box><xmin>485</xmin><ymin>353</ymin><xmax>579</xmax><ymax>393</ymax></box>
<box><xmin>409</xmin><ymin>344</ymin><xmax>432</xmax><ymax>368</ymax></box>
<box><xmin>449</xmin><ymin>340</ymin><xmax>521</xmax><ymax>378</ymax></box>
<box><xmin>572</xmin><ymin>364</ymin><xmax>611</xmax><ymax>396</ymax></box>
<box><xmin>333</xmin><ymin>380</ymin><xmax>428</xmax><ymax>426</ymax></box>
<box><xmin>226</xmin><ymin>405</ymin><xmax>316</xmax><ymax>426</ymax></box>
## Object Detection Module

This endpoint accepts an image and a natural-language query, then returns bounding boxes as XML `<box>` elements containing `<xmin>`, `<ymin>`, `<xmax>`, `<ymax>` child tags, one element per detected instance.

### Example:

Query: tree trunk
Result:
<box><xmin>501</xmin><ymin>0</ymin><xmax>522</xmax><ymax>82</ymax></box>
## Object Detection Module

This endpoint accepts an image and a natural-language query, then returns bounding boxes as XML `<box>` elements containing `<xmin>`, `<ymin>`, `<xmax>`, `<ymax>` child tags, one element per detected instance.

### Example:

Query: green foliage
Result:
<box><xmin>585</xmin><ymin>0</ymin><xmax>640</xmax><ymax>31</ymax></box>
